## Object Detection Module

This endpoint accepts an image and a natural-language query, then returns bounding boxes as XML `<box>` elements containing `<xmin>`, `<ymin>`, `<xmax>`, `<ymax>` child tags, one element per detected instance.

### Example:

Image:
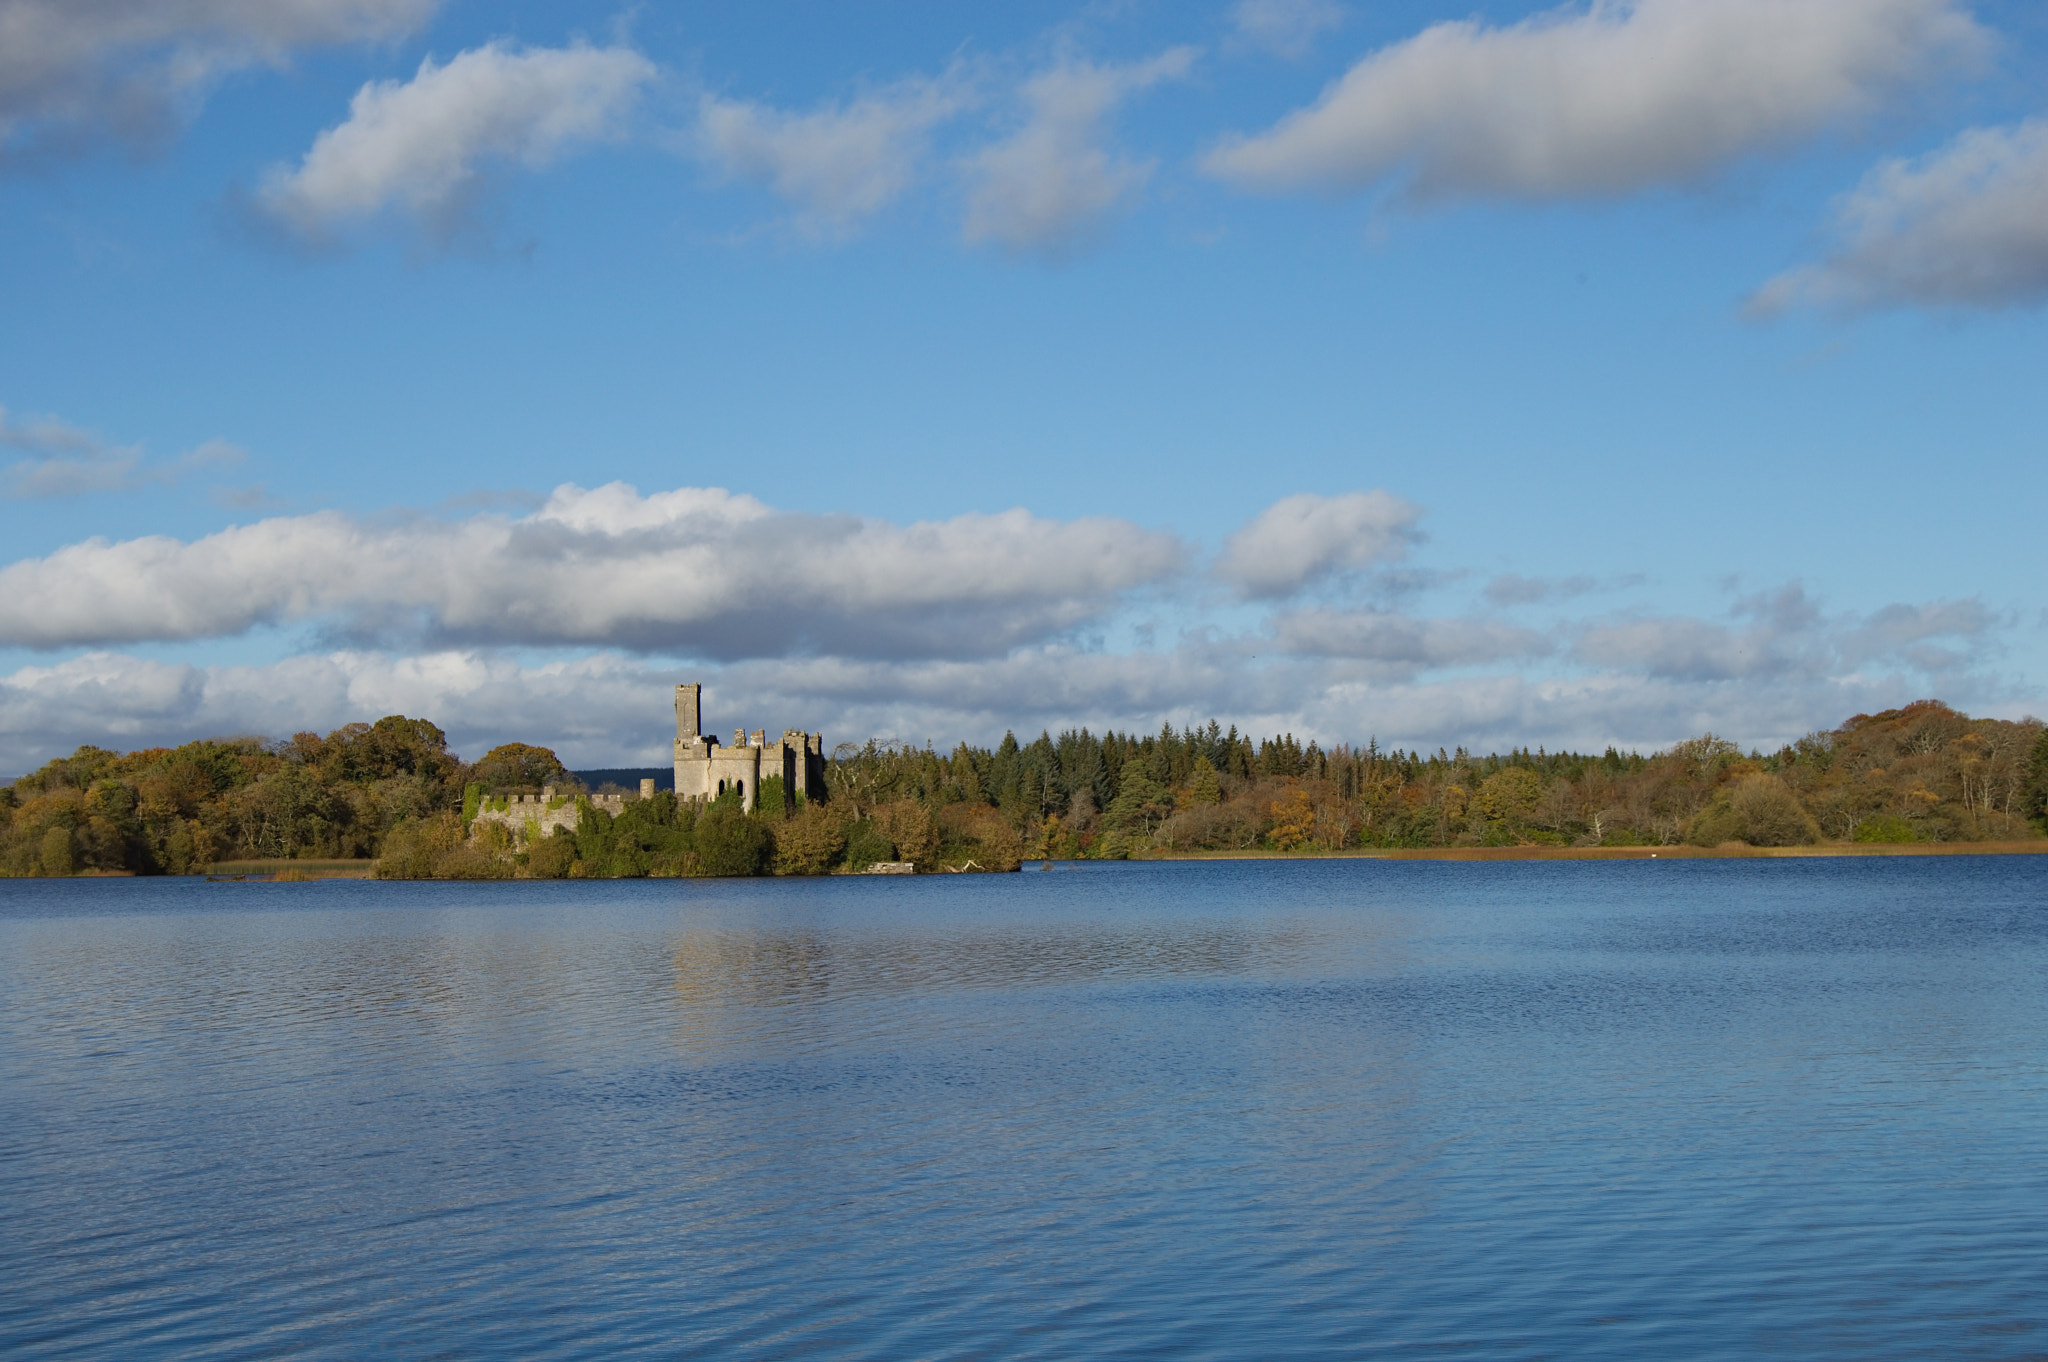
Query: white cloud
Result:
<box><xmin>1573</xmin><ymin>584</ymin><xmax>1996</xmax><ymax>684</ymax></box>
<box><xmin>0</xmin><ymin>482</ymin><xmax>1188</xmax><ymax>658</ymax></box>
<box><xmin>1232</xmin><ymin>0</ymin><xmax>1344</xmax><ymax>59</ymax></box>
<box><xmin>0</xmin><ymin>648</ymin><xmax>662</xmax><ymax>771</ymax></box>
<box><xmin>256</xmin><ymin>40</ymin><xmax>654</xmax><ymax>239</ymax></box>
<box><xmin>0</xmin><ymin>0</ymin><xmax>435</xmax><ymax>162</ymax></box>
<box><xmin>0</xmin><ymin>482</ymin><xmax>2023</xmax><ymax>776</ymax></box>
<box><xmin>692</xmin><ymin>76</ymin><xmax>968</xmax><ymax>236</ymax></box>
<box><xmin>1215</xmin><ymin>490</ymin><xmax>1422</xmax><ymax>598</ymax></box>
<box><xmin>0</xmin><ymin>626</ymin><xmax>2007</xmax><ymax>778</ymax></box>
<box><xmin>1269</xmin><ymin>609</ymin><xmax>1548</xmax><ymax>670</ymax></box>
<box><xmin>963</xmin><ymin>47</ymin><xmax>1195</xmax><ymax>255</ymax></box>
<box><xmin>1</xmin><ymin>405</ymin><xmax>242</xmax><ymax>497</ymax></box>
<box><xmin>1751</xmin><ymin>118</ymin><xmax>2048</xmax><ymax>313</ymax></box>
<box><xmin>1204</xmin><ymin>0</ymin><xmax>1983</xmax><ymax>202</ymax></box>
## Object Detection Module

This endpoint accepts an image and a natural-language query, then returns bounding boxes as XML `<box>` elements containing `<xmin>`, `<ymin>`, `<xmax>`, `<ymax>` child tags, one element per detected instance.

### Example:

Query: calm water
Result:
<box><xmin>3</xmin><ymin>858</ymin><xmax>2046</xmax><ymax>1359</ymax></box>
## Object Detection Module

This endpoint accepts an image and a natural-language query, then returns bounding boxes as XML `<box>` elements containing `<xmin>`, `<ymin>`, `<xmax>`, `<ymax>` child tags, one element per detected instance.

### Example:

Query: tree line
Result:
<box><xmin>3</xmin><ymin>700</ymin><xmax>2043</xmax><ymax>878</ymax></box>
<box><xmin>826</xmin><ymin>701</ymin><xmax>2045</xmax><ymax>856</ymax></box>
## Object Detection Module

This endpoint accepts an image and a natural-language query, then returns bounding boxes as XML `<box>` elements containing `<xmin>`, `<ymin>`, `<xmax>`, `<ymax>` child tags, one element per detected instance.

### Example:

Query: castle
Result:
<box><xmin>673</xmin><ymin>683</ymin><xmax>824</xmax><ymax>813</ymax></box>
<box><xmin>469</xmin><ymin>684</ymin><xmax>819</xmax><ymax>847</ymax></box>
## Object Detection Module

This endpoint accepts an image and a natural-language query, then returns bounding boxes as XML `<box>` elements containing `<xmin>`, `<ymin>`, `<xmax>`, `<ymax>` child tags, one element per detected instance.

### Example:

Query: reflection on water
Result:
<box><xmin>4</xmin><ymin>858</ymin><xmax>2047</xmax><ymax>1358</ymax></box>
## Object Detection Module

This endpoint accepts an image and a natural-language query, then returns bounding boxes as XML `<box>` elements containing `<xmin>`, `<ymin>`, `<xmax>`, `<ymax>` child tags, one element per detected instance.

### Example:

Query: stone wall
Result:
<box><xmin>470</xmin><ymin>784</ymin><xmax>629</xmax><ymax>846</ymax></box>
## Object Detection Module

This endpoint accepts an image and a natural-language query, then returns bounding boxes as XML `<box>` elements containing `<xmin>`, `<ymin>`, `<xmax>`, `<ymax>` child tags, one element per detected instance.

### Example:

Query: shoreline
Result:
<box><xmin>1146</xmin><ymin>841</ymin><xmax>2048</xmax><ymax>862</ymax></box>
<box><xmin>26</xmin><ymin>843</ymin><xmax>2047</xmax><ymax>882</ymax></box>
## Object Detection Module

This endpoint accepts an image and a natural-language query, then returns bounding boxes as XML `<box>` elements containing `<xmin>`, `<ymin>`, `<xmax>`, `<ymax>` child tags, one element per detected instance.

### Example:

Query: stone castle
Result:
<box><xmin>468</xmin><ymin>684</ymin><xmax>820</xmax><ymax>846</ymax></box>
<box><xmin>673</xmin><ymin>683</ymin><xmax>823</xmax><ymax>813</ymax></box>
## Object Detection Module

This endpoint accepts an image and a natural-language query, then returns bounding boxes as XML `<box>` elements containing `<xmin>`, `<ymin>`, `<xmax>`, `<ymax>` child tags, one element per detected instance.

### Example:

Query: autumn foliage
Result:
<box><xmin>4</xmin><ymin>700</ymin><xmax>2043</xmax><ymax>878</ymax></box>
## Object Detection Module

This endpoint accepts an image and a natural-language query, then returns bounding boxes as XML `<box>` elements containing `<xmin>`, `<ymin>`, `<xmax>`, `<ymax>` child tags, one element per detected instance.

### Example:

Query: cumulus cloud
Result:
<box><xmin>1231</xmin><ymin>0</ymin><xmax>1344</xmax><ymax>59</ymax></box>
<box><xmin>0</xmin><ymin>481</ymin><xmax>2022</xmax><ymax>776</ymax></box>
<box><xmin>1573</xmin><ymin>584</ymin><xmax>1996</xmax><ymax>683</ymax></box>
<box><xmin>963</xmin><ymin>47</ymin><xmax>1195</xmax><ymax>255</ymax></box>
<box><xmin>692</xmin><ymin>75</ymin><xmax>968</xmax><ymax>236</ymax></box>
<box><xmin>1751</xmin><ymin>118</ymin><xmax>2048</xmax><ymax>314</ymax></box>
<box><xmin>0</xmin><ymin>0</ymin><xmax>435</xmax><ymax>163</ymax></box>
<box><xmin>255</xmin><ymin>40</ymin><xmax>654</xmax><ymax>239</ymax></box>
<box><xmin>1215</xmin><ymin>490</ymin><xmax>1421</xmax><ymax>598</ymax></box>
<box><xmin>1204</xmin><ymin>0</ymin><xmax>1983</xmax><ymax>202</ymax></box>
<box><xmin>1</xmin><ymin>405</ymin><xmax>242</xmax><ymax>497</ymax></box>
<box><xmin>0</xmin><ymin>482</ymin><xmax>1187</xmax><ymax>658</ymax></box>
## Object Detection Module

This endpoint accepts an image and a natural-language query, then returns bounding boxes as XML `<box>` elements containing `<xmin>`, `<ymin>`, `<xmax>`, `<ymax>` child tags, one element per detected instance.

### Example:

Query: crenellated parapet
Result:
<box><xmin>469</xmin><ymin>783</ymin><xmax>631</xmax><ymax>846</ymax></box>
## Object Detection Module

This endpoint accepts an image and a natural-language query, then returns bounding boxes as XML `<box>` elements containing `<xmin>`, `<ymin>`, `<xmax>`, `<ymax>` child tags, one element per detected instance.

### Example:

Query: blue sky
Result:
<box><xmin>3</xmin><ymin>0</ymin><xmax>2046</xmax><ymax>773</ymax></box>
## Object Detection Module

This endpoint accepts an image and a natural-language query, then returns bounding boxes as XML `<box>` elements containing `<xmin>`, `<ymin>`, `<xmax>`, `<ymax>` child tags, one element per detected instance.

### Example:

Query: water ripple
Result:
<box><xmin>4</xmin><ymin>858</ymin><xmax>2046</xmax><ymax>1357</ymax></box>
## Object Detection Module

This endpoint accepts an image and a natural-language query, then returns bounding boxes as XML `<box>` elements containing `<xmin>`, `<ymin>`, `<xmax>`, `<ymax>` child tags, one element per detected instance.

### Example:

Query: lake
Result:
<box><xmin>3</xmin><ymin>857</ymin><xmax>2045</xmax><ymax>1358</ymax></box>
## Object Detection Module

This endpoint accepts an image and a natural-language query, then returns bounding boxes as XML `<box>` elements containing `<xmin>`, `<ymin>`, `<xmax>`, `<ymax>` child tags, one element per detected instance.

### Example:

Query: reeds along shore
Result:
<box><xmin>3</xmin><ymin>700</ymin><xmax>2045</xmax><ymax>878</ymax></box>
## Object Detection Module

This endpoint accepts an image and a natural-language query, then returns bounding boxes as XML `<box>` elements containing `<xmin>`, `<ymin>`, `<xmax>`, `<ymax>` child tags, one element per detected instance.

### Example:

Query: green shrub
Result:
<box><xmin>1854</xmin><ymin>815</ymin><xmax>1920</xmax><ymax>844</ymax></box>
<box><xmin>373</xmin><ymin>812</ymin><xmax>464</xmax><ymax>878</ymax></box>
<box><xmin>844</xmin><ymin>819</ymin><xmax>893</xmax><ymax>870</ymax></box>
<box><xmin>40</xmin><ymin>826</ymin><xmax>75</xmax><ymax>877</ymax></box>
<box><xmin>693</xmin><ymin>804</ymin><xmax>774</xmax><ymax>876</ymax></box>
<box><xmin>523</xmin><ymin>829</ymin><xmax>578</xmax><ymax>879</ymax></box>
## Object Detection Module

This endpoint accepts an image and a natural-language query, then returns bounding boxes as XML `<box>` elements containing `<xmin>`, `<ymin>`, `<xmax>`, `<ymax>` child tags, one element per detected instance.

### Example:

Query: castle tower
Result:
<box><xmin>670</xmin><ymin>682</ymin><xmax>814</xmax><ymax>816</ymax></box>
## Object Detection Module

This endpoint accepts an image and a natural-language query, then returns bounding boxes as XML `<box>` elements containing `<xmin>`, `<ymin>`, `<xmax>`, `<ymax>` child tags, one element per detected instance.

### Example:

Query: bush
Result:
<box><xmin>433</xmin><ymin>844</ymin><xmax>514</xmax><ymax>879</ymax></box>
<box><xmin>844</xmin><ymin>819</ymin><xmax>894</xmax><ymax>870</ymax></box>
<box><xmin>938</xmin><ymin>804</ymin><xmax>1024</xmax><ymax>871</ymax></box>
<box><xmin>1689</xmin><ymin>776</ymin><xmax>1819</xmax><ymax>847</ymax></box>
<box><xmin>1474</xmin><ymin>767</ymin><xmax>1544</xmax><ymax>824</ymax></box>
<box><xmin>1729</xmin><ymin>775</ymin><xmax>1819</xmax><ymax>846</ymax></box>
<box><xmin>1854</xmin><ymin>814</ymin><xmax>1921</xmax><ymax>844</ymax></box>
<box><xmin>872</xmin><ymin>800</ymin><xmax>938</xmax><ymax>869</ymax></box>
<box><xmin>775</xmin><ymin>802</ymin><xmax>848</xmax><ymax>875</ymax></box>
<box><xmin>1156</xmin><ymin>800</ymin><xmax>1265</xmax><ymax>851</ymax></box>
<box><xmin>375</xmin><ymin>812</ymin><xmax>465</xmax><ymax>879</ymax></box>
<box><xmin>694</xmin><ymin>804</ymin><xmax>774</xmax><ymax>876</ymax></box>
<box><xmin>754</xmin><ymin>775</ymin><xmax>790</xmax><ymax>821</ymax></box>
<box><xmin>523</xmin><ymin>829</ymin><xmax>578</xmax><ymax>879</ymax></box>
<box><xmin>40</xmin><ymin>825</ymin><xmax>75</xmax><ymax>877</ymax></box>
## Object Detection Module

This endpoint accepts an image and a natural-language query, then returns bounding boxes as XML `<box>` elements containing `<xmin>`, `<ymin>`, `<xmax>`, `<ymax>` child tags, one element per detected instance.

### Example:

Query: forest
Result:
<box><xmin>2</xmin><ymin>700</ymin><xmax>2044</xmax><ymax>878</ymax></box>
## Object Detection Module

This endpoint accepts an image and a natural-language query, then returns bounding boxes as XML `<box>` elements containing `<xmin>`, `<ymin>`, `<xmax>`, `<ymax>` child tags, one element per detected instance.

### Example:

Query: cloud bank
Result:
<box><xmin>0</xmin><ymin>486</ymin><xmax>2017</xmax><ymax>774</ymax></box>
<box><xmin>1205</xmin><ymin>0</ymin><xmax>1983</xmax><ymax>201</ymax></box>
<box><xmin>256</xmin><ymin>40</ymin><xmax>654</xmax><ymax>239</ymax></box>
<box><xmin>0</xmin><ymin>483</ymin><xmax>1187</xmax><ymax>658</ymax></box>
<box><xmin>0</xmin><ymin>611</ymin><xmax>2003</xmax><ymax>776</ymax></box>
<box><xmin>1753</xmin><ymin>118</ymin><xmax>2048</xmax><ymax>313</ymax></box>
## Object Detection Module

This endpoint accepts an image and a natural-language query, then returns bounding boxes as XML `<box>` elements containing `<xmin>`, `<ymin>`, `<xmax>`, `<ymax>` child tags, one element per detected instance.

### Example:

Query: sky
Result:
<box><xmin>3</xmin><ymin>0</ymin><xmax>2046</xmax><ymax>775</ymax></box>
